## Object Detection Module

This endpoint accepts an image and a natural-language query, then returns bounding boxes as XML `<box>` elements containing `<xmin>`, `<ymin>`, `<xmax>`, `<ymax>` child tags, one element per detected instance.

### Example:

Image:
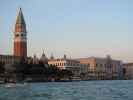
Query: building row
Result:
<box><xmin>48</xmin><ymin>55</ymin><xmax>123</xmax><ymax>80</ymax></box>
<box><xmin>0</xmin><ymin>53</ymin><xmax>124</xmax><ymax>80</ymax></box>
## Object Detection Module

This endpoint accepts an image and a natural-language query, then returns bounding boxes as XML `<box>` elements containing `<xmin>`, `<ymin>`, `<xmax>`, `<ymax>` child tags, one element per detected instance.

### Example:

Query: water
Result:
<box><xmin>0</xmin><ymin>80</ymin><xmax>133</xmax><ymax>100</ymax></box>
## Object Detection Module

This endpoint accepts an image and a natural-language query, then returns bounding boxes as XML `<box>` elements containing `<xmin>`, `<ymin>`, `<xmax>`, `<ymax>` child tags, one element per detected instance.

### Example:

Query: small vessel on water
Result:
<box><xmin>5</xmin><ymin>83</ymin><xmax>16</xmax><ymax>88</ymax></box>
<box><xmin>5</xmin><ymin>82</ymin><xmax>28</xmax><ymax>88</ymax></box>
<box><xmin>71</xmin><ymin>76</ymin><xmax>81</xmax><ymax>81</ymax></box>
<box><xmin>4</xmin><ymin>79</ymin><xmax>28</xmax><ymax>88</ymax></box>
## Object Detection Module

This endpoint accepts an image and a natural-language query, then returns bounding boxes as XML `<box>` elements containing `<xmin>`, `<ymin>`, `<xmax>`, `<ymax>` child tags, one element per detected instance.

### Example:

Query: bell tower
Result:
<box><xmin>14</xmin><ymin>8</ymin><xmax>27</xmax><ymax>58</ymax></box>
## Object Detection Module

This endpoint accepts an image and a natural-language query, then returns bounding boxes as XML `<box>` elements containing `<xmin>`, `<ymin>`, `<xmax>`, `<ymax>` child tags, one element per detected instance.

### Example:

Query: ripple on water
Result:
<box><xmin>0</xmin><ymin>80</ymin><xmax>133</xmax><ymax>100</ymax></box>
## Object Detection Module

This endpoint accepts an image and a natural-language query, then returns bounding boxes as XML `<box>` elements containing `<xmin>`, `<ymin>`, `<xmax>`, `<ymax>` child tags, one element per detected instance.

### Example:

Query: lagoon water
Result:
<box><xmin>0</xmin><ymin>80</ymin><xmax>133</xmax><ymax>100</ymax></box>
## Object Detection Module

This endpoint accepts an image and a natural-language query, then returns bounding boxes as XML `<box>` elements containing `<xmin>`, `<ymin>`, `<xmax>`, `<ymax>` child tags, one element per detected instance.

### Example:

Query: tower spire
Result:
<box><xmin>16</xmin><ymin>8</ymin><xmax>25</xmax><ymax>24</ymax></box>
<box><xmin>14</xmin><ymin>8</ymin><xmax>27</xmax><ymax>58</ymax></box>
<box><xmin>50</xmin><ymin>53</ymin><xmax>54</xmax><ymax>60</ymax></box>
<box><xmin>15</xmin><ymin>8</ymin><xmax>26</xmax><ymax>33</ymax></box>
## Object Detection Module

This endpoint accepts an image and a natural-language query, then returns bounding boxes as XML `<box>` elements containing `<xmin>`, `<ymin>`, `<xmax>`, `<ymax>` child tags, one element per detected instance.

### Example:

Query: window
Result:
<box><xmin>15</xmin><ymin>34</ymin><xmax>19</xmax><ymax>37</ymax></box>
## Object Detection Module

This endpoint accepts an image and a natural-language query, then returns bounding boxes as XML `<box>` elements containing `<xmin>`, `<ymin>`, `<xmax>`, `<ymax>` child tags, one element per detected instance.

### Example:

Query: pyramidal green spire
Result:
<box><xmin>16</xmin><ymin>8</ymin><xmax>25</xmax><ymax>24</ymax></box>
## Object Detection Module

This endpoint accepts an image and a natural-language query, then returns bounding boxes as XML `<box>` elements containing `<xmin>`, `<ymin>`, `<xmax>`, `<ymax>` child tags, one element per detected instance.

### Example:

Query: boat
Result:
<box><xmin>5</xmin><ymin>82</ymin><xmax>28</xmax><ymax>88</ymax></box>
<box><xmin>5</xmin><ymin>83</ymin><xmax>17</xmax><ymax>88</ymax></box>
<box><xmin>71</xmin><ymin>76</ymin><xmax>81</xmax><ymax>81</ymax></box>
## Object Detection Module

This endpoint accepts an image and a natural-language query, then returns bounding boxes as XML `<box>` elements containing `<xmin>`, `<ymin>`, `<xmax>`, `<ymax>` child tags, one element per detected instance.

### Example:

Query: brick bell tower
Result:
<box><xmin>14</xmin><ymin>8</ymin><xmax>27</xmax><ymax>58</ymax></box>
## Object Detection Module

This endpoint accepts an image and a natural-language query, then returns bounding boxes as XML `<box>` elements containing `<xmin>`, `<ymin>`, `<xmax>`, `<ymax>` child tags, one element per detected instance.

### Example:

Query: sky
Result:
<box><xmin>0</xmin><ymin>0</ymin><xmax>133</xmax><ymax>62</ymax></box>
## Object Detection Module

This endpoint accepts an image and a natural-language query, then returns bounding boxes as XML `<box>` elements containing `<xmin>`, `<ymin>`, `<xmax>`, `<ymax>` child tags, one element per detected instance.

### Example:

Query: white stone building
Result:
<box><xmin>48</xmin><ymin>55</ymin><xmax>89</xmax><ymax>77</ymax></box>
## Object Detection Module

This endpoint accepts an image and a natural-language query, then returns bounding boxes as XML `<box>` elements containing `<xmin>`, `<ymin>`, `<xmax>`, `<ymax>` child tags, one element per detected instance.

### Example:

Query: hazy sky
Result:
<box><xmin>0</xmin><ymin>0</ymin><xmax>132</xmax><ymax>62</ymax></box>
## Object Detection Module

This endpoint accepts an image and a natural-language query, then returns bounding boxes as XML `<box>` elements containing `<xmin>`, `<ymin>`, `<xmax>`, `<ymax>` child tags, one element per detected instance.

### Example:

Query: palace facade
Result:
<box><xmin>123</xmin><ymin>63</ymin><xmax>133</xmax><ymax>79</ymax></box>
<box><xmin>76</xmin><ymin>56</ymin><xmax>123</xmax><ymax>80</ymax></box>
